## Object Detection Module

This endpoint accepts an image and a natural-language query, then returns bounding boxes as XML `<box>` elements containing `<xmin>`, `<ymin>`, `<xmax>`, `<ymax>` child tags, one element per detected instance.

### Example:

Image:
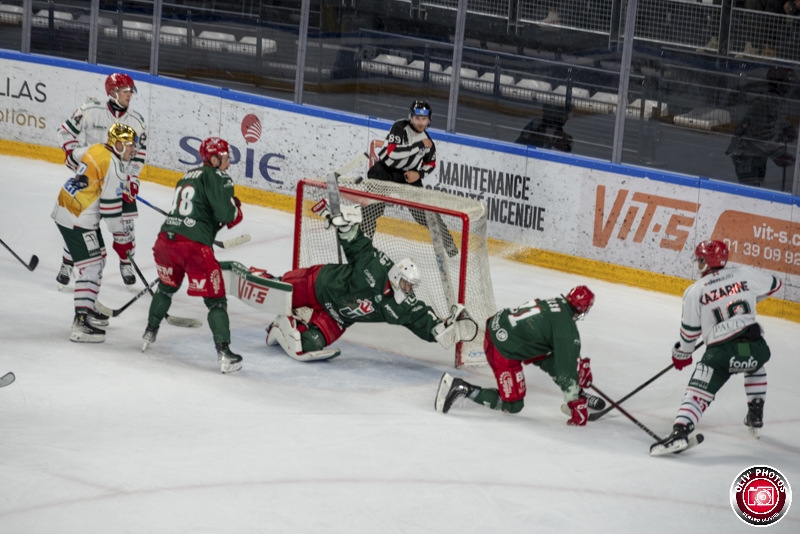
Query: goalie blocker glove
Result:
<box><xmin>433</xmin><ymin>304</ymin><xmax>478</xmax><ymax>349</ymax></box>
<box><xmin>311</xmin><ymin>199</ymin><xmax>362</xmax><ymax>235</ymax></box>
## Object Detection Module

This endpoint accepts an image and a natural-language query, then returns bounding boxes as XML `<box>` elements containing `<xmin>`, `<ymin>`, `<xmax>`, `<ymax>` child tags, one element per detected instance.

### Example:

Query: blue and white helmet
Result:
<box><xmin>388</xmin><ymin>258</ymin><xmax>421</xmax><ymax>304</ymax></box>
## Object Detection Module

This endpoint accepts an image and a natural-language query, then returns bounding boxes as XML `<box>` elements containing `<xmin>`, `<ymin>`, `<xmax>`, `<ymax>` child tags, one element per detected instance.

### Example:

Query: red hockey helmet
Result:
<box><xmin>693</xmin><ymin>239</ymin><xmax>728</xmax><ymax>275</ymax></box>
<box><xmin>199</xmin><ymin>137</ymin><xmax>230</xmax><ymax>165</ymax></box>
<box><xmin>105</xmin><ymin>73</ymin><xmax>136</xmax><ymax>96</ymax></box>
<box><xmin>566</xmin><ymin>285</ymin><xmax>595</xmax><ymax>319</ymax></box>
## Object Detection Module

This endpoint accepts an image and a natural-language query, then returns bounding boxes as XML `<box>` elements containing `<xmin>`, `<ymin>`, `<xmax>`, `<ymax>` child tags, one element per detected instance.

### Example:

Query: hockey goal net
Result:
<box><xmin>293</xmin><ymin>177</ymin><xmax>496</xmax><ymax>367</ymax></box>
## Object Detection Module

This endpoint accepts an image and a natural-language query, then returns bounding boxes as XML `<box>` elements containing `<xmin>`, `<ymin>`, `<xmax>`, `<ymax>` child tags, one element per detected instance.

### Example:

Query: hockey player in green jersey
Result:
<box><xmin>265</xmin><ymin>199</ymin><xmax>477</xmax><ymax>362</ymax></box>
<box><xmin>650</xmin><ymin>240</ymin><xmax>782</xmax><ymax>455</ymax></box>
<box><xmin>435</xmin><ymin>286</ymin><xmax>604</xmax><ymax>426</ymax></box>
<box><xmin>141</xmin><ymin>137</ymin><xmax>245</xmax><ymax>373</ymax></box>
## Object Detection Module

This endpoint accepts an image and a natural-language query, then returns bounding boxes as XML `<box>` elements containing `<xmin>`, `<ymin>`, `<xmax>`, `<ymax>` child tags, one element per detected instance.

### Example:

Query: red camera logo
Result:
<box><xmin>730</xmin><ymin>465</ymin><xmax>792</xmax><ymax>526</ymax></box>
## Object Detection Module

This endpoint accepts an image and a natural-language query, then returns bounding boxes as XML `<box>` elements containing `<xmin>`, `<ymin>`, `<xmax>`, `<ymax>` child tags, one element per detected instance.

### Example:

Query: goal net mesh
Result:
<box><xmin>294</xmin><ymin>178</ymin><xmax>496</xmax><ymax>367</ymax></box>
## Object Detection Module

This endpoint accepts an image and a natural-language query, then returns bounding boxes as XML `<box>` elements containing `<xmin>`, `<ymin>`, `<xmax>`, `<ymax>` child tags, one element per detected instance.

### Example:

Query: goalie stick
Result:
<box><xmin>0</xmin><ymin>371</ymin><xmax>15</xmax><ymax>388</ymax></box>
<box><xmin>0</xmin><ymin>238</ymin><xmax>38</xmax><ymax>271</ymax></box>
<box><xmin>127</xmin><ymin>252</ymin><xmax>203</xmax><ymax>328</ymax></box>
<box><xmin>589</xmin><ymin>385</ymin><xmax>704</xmax><ymax>454</ymax></box>
<box><xmin>136</xmin><ymin>196</ymin><xmax>251</xmax><ymax>249</ymax></box>
<box><xmin>323</xmin><ymin>153</ymin><xmax>369</xmax><ymax>263</ymax></box>
<box><xmin>589</xmin><ymin>342</ymin><xmax>705</xmax><ymax>421</ymax></box>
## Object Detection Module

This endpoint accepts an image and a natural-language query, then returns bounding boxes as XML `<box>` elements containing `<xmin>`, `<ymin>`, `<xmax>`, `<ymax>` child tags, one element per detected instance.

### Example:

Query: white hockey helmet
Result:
<box><xmin>388</xmin><ymin>258</ymin><xmax>421</xmax><ymax>304</ymax></box>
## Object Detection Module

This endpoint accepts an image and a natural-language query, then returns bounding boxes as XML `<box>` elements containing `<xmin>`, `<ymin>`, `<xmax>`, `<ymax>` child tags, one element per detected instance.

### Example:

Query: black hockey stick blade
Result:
<box><xmin>0</xmin><ymin>371</ymin><xmax>15</xmax><ymax>388</ymax></box>
<box><xmin>96</xmin><ymin>279</ymin><xmax>159</xmax><ymax>317</ymax></box>
<box><xmin>0</xmin><ymin>238</ymin><xmax>39</xmax><ymax>271</ymax></box>
<box><xmin>127</xmin><ymin>252</ymin><xmax>202</xmax><ymax>328</ymax></box>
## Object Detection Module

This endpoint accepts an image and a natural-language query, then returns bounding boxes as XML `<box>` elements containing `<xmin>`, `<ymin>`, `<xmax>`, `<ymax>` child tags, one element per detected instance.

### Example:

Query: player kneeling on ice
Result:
<box><xmin>140</xmin><ymin>137</ymin><xmax>245</xmax><ymax>374</ymax></box>
<box><xmin>650</xmin><ymin>240</ymin><xmax>781</xmax><ymax>456</ymax></box>
<box><xmin>265</xmin><ymin>200</ymin><xmax>478</xmax><ymax>362</ymax></box>
<box><xmin>435</xmin><ymin>286</ymin><xmax>604</xmax><ymax>426</ymax></box>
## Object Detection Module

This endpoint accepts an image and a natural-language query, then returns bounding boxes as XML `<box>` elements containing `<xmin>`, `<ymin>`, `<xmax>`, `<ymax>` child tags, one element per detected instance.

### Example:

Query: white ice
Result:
<box><xmin>0</xmin><ymin>155</ymin><xmax>798</xmax><ymax>533</ymax></box>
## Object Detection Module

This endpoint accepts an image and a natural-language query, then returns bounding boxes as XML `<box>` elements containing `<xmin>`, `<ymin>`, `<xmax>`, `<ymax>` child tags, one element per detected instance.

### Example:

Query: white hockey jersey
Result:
<box><xmin>57</xmin><ymin>97</ymin><xmax>147</xmax><ymax>178</ymax></box>
<box><xmin>679</xmin><ymin>264</ymin><xmax>782</xmax><ymax>349</ymax></box>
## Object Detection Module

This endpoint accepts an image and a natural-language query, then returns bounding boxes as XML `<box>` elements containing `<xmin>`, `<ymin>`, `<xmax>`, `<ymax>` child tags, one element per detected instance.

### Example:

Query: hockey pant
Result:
<box><xmin>56</xmin><ymin>224</ymin><xmax>107</xmax><ymax>312</ymax></box>
<box><xmin>150</xmin><ymin>232</ymin><xmax>231</xmax><ymax>345</ymax></box>
<box><xmin>675</xmin><ymin>335</ymin><xmax>771</xmax><ymax>428</ymax></box>
<box><xmin>463</xmin><ymin>330</ymin><xmax>525</xmax><ymax>414</ymax></box>
<box><xmin>282</xmin><ymin>265</ymin><xmax>345</xmax><ymax>352</ymax></box>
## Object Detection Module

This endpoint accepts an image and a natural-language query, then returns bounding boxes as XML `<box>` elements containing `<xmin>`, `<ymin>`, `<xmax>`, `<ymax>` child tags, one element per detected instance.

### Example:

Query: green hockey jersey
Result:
<box><xmin>488</xmin><ymin>297</ymin><xmax>582</xmax><ymax>395</ymax></box>
<box><xmin>161</xmin><ymin>165</ymin><xmax>238</xmax><ymax>246</ymax></box>
<box><xmin>313</xmin><ymin>228</ymin><xmax>442</xmax><ymax>341</ymax></box>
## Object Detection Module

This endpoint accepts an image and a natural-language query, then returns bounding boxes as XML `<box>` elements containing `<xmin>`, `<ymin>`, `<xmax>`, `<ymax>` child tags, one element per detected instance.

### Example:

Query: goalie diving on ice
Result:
<box><xmin>257</xmin><ymin>199</ymin><xmax>478</xmax><ymax>362</ymax></box>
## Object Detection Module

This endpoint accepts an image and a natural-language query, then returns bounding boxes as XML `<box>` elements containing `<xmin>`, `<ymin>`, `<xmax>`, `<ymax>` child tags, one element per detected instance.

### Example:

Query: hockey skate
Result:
<box><xmin>744</xmin><ymin>398</ymin><xmax>764</xmax><ymax>438</ymax></box>
<box><xmin>216</xmin><ymin>343</ymin><xmax>243</xmax><ymax>374</ymax></box>
<box><xmin>561</xmin><ymin>390</ymin><xmax>606</xmax><ymax>417</ymax></box>
<box><xmin>141</xmin><ymin>324</ymin><xmax>159</xmax><ymax>352</ymax></box>
<box><xmin>435</xmin><ymin>372</ymin><xmax>478</xmax><ymax>413</ymax></box>
<box><xmin>86</xmin><ymin>308</ymin><xmax>109</xmax><ymax>327</ymax></box>
<box><xmin>266</xmin><ymin>316</ymin><xmax>341</xmax><ymax>362</ymax></box>
<box><xmin>56</xmin><ymin>260</ymin><xmax>73</xmax><ymax>290</ymax></box>
<box><xmin>649</xmin><ymin>423</ymin><xmax>694</xmax><ymax>456</ymax></box>
<box><xmin>70</xmin><ymin>311</ymin><xmax>105</xmax><ymax>343</ymax></box>
<box><xmin>120</xmin><ymin>261</ymin><xmax>136</xmax><ymax>288</ymax></box>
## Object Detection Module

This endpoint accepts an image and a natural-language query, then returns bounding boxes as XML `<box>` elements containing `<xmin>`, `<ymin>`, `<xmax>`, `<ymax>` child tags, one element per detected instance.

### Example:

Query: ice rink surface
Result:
<box><xmin>0</xmin><ymin>155</ymin><xmax>798</xmax><ymax>533</ymax></box>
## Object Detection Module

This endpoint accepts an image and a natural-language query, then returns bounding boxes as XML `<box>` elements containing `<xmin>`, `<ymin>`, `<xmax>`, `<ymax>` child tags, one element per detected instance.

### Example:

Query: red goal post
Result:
<box><xmin>293</xmin><ymin>178</ymin><xmax>496</xmax><ymax>367</ymax></box>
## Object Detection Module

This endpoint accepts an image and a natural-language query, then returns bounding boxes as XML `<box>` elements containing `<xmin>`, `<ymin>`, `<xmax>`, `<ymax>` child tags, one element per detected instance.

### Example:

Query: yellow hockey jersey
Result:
<box><xmin>52</xmin><ymin>144</ymin><xmax>127</xmax><ymax>230</ymax></box>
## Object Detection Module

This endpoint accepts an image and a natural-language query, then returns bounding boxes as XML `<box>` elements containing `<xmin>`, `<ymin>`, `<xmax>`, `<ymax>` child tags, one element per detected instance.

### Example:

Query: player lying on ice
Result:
<box><xmin>434</xmin><ymin>286</ymin><xmax>605</xmax><ymax>426</ymax></box>
<box><xmin>262</xmin><ymin>200</ymin><xmax>478</xmax><ymax>362</ymax></box>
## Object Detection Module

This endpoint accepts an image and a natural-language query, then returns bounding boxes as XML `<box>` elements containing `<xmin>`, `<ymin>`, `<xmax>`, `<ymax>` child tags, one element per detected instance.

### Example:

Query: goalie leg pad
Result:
<box><xmin>266</xmin><ymin>315</ymin><xmax>341</xmax><ymax>362</ymax></box>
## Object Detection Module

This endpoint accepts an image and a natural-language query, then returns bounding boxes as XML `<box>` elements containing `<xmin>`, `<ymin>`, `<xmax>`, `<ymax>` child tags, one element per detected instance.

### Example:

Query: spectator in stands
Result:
<box><xmin>515</xmin><ymin>103</ymin><xmax>573</xmax><ymax>153</ymax></box>
<box><xmin>725</xmin><ymin>67</ymin><xmax>796</xmax><ymax>188</ymax></box>
<box><xmin>742</xmin><ymin>0</ymin><xmax>785</xmax><ymax>56</ymax></box>
<box><xmin>784</xmin><ymin>0</ymin><xmax>800</xmax><ymax>16</ymax></box>
<box><xmin>539</xmin><ymin>1</ymin><xmax>562</xmax><ymax>24</ymax></box>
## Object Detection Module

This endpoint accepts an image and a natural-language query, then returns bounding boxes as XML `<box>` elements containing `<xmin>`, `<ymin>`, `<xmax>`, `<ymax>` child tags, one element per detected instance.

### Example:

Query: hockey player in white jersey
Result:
<box><xmin>52</xmin><ymin>123</ymin><xmax>139</xmax><ymax>343</ymax></box>
<box><xmin>650</xmin><ymin>239</ymin><xmax>782</xmax><ymax>455</ymax></box>
<box><xmin>56</xmin><ymin>72</ymin><xmax>147</xmax><ymax>289</ymax></box>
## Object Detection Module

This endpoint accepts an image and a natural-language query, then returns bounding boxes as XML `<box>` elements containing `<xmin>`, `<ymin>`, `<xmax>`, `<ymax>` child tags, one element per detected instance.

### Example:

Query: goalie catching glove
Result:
<box><xmin>311</xmin><ymin>198</ymin><xmax>362</xmax><ymax>234</ymax></box>
<box><xmin>433</xmin><ymin>304</ymin><xmax>478</xmax><ymax>349</ymax></box>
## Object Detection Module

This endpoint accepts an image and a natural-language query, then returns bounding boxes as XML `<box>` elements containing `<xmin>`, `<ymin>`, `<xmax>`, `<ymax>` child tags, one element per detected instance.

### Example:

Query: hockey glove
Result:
<box><xmin>62</xmin><ymin>140</ymin><xmax>79</xmax><ymax>171</ymax></box>
<box><xmin>433</xmin><ymin>304</ymin><xmax>479</xmax><ymax>349</ymax></box>
<box><xmin>311</xmin><ymin>199</ymin><xmax>362</xmax><ymax>232</ymax></box>
<box><xmin>577</xmin><ymin>357</ymin><xmax>592</xmax><ymax>389</ymax></box>
<box><xmin>226</xmin><ymin>196</ymin><xmax>243</xmax><ymax>229</ymax></box>
<box><xmin>122</xmin><ymin>176</ymin><xmax>139</xmax><ymax>203</ymax></box>
<box><xmin>566</xmin><ymin>397</ymin><xmax>588</xmax><ymax>426</ymax></box>
<box><xmin>671</xmin><ymin>342</ymin><xmax>693</xmax><ymax>370</ymax></box>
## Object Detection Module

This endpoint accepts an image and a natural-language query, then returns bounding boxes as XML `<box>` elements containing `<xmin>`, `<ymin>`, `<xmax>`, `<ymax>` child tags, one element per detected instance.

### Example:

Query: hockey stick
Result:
<box><xmin>0</xmin><ymin>238</ymin><xmax>39</xmax><ymax>271</ymax></box>
<box><xmin>0</xmin><ymin>371</ymin><xmax>15</xmax><ymax>388</ymax></box>
<box><xmin>589</xmin><ymin>385</ymin><xmax>662</xmax><ymax>441</ymax></box>
<box><xmin>323</xmin><ymin>154</ymin><xmax>368</xmax><ymax>263</ymax></box>
<box><xmin>136</xmin><ymin>196</ymin><xmax>251</xmax><ymax>249</ymax></box>
<box><xmin>589</xmin><ymin>342</ymin><xmax>705</xmax><ymax>422</ymax></box>
<box><xmin>127</xmin><ymin>252</ymin><xmax>202</xmax><ymax>328</ymax></box>
<box><xmin>96</xmin><ymin>279</ymin><xmax>158</xmax><ymax>317</ymax></box>
<box><xmin>589</xmin><ymin>384</ymin><xmax>705</xmax><ymax>451</ymax></box>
